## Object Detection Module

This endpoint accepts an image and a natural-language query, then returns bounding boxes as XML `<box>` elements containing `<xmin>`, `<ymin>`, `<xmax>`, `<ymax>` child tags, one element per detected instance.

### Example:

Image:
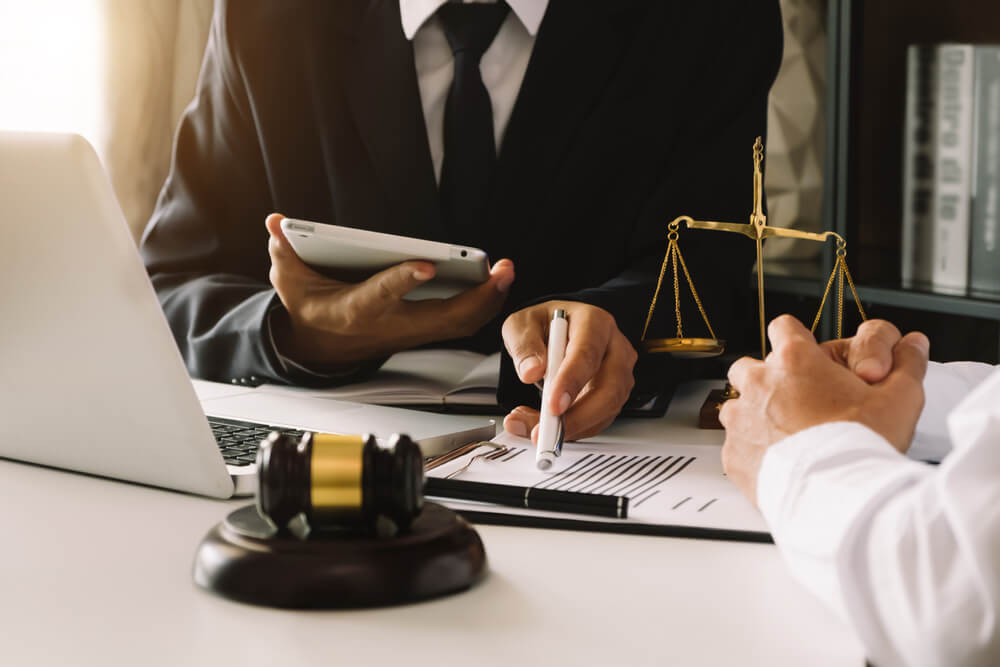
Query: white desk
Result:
<box><xmin>0</xmin><ymin>383</ymin><xmax>864</xmax><ymax>666</ymax></box>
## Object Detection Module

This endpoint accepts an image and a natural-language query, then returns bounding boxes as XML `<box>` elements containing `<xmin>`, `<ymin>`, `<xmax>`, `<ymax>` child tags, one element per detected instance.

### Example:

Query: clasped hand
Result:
<box><xmin>719</xmin><ymin>315</ymin><xmax>931</xmax><ymax>506</ymax></box>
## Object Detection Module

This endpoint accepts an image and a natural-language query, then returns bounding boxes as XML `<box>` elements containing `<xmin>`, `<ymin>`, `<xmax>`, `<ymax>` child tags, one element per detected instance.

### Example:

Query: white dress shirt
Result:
<box><xmin>400</xmin><ymin>0</ymin><xmax>547</xmax><ymax>182</ymax></box>
<box><xmin>758</xmin><ymin>361</ymin><xmax>1000</xmax><ymax>667</ymax></box>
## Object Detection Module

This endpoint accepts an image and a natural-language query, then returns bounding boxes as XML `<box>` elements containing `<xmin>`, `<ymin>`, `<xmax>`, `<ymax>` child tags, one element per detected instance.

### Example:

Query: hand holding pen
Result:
<box><xmin>501</xmin><ymin>301</ymin><xmax>639</xmax><ymax>445</ymax></box>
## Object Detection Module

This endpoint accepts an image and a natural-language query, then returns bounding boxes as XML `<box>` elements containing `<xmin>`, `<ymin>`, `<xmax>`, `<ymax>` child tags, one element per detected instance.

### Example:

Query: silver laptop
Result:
<box><xmin>0</xmin><ymin>131</ymin><xmax>495</xmax><ymax>498</ymax></box>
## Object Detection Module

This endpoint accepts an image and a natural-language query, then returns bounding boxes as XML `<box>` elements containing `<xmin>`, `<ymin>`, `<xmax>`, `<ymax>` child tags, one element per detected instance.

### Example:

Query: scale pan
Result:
<box><xmin>642</xmin><ymin>337</ymin><xmax>725</xmax><ymax>358</ymax></box>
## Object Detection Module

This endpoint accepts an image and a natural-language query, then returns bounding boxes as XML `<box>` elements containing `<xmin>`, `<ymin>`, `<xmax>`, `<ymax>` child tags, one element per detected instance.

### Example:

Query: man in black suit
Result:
<box><xmin>141</xmin><ymin>0</ymin><xmax>783</xmax><ymax>442</ymax></box>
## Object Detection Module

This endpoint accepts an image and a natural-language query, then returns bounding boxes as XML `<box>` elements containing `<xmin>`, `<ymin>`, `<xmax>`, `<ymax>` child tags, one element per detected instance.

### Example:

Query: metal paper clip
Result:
<box><xmin>424</xmin><ymin>441</ymin><xmax>484</xmax><ymax>471</ymax></box>
<box><xmin>444</xmin><ymin>442</ymin><xmax>509</xmax><ymax>479</ymax></box>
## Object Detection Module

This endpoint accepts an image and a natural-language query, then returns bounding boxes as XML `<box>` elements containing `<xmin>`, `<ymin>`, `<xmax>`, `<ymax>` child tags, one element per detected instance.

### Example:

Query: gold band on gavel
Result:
<box><xmin>310</xmin><ymin>433</ymin><xmax>366</xmax><ymax>517</ymax></box>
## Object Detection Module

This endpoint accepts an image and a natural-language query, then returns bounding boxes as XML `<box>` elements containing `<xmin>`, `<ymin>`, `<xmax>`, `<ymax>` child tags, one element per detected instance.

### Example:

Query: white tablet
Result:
<box><xmin>280</xmin><ymin>218</ymin><xmax>491</xmax><ymax>300</ymax></box>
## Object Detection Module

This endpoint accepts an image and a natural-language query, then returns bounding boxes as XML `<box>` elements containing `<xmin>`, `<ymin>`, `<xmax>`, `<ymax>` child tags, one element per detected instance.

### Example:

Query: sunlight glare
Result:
<box><xmin>0</xmin><ymin>0</ymin><xmax>104</xmax><ymax>145</ymax></box>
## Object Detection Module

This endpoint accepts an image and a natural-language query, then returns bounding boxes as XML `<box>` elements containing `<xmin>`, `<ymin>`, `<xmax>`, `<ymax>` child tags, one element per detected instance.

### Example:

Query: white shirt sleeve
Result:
<box><xmin>758</xmin><ymin>366</ymin><xmax>1000</xmax><ymax>667</ymax></box>
<box><xmin>908</xmin><ymin>361</ymin><xmax>996</xmax><ymax>462</ymax></box>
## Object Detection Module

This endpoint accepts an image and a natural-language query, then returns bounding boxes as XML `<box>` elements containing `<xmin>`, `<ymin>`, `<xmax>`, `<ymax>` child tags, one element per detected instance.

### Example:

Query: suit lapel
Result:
<box><xmin>346</xmin><ymin>0</ymin><xmax>446</xmax><ymax>240</ymax></box>
<box><xmin>490</xmin><ymin>1</ymin><xmax>638</xmax><ymax>231</ymax></box>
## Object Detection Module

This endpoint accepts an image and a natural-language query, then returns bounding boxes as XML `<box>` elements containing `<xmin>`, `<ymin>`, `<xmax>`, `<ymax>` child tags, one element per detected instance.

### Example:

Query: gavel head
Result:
<box><xmin>255</xmin><ymin>431</ymin><xmax>424</xmax><ymax>537</ymax></box>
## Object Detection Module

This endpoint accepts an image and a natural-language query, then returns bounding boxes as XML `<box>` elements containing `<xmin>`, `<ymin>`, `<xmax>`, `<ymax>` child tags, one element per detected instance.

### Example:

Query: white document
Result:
<box><xmin>427</xmin><ymin>431</ymin><xmax>770</xmax><ymax>537</ymax></box>
<box><xmin>259</xmin><ymin>350</ymin><xmax>500</xmax><ymax>407</ymax></box>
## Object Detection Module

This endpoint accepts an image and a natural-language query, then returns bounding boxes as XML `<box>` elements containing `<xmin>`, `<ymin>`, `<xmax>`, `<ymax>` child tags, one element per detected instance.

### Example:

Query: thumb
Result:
<box><xmin>501</xmin><ymin>311</ymin><xmax>548</xmax><ymax>385</ymax></box>
<box><xmin>266</xmin><ymin>213</ymin><xmax>323</xmax><ymax>280</ymax></box>
<box><xmin>361</xmin><ymin>261</ymin><xmax>436</xmax><ymax>304</ymax></box>
<box><xmin>881</xmin><ymin>332</ymin><xmax>930</xmax><ymax>393</ymax></box>
<box><xmin>848</xmin><ymin>320</ymin><xmax>903</xmax><ymax>383</ymax></box>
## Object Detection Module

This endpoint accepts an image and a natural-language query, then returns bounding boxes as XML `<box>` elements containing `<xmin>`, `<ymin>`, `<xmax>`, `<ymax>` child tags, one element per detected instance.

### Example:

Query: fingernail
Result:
<box><xmin>518</xmin><ymin>356</ymin><xmax>542</xmax><ymax>380</ymax></box>
<box><xmin>506</xmin><ymin>420</ymin><xmax>528</xmax><ymax>438</ymax></box>
<box><xmin>413</xmin><ymin>268</ymin><xmax>433</xmax><ymax>281</ymax></box>
<box><xmin>557</xmin><ymin>392</ymin><xmax>571</xmax><ymax>414</ymax></box>
<box><xmin>911</xmin><ymin>335</ymin><xmax>930</xmax><ymax>354</ymax></box>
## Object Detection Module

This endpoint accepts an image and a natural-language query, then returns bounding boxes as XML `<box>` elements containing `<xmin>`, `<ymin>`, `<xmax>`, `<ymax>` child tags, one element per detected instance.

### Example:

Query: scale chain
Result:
<box><xmin>672</xmin><ymin>242</ymin><xmax>682</xmax><ymax>338</ymax></box>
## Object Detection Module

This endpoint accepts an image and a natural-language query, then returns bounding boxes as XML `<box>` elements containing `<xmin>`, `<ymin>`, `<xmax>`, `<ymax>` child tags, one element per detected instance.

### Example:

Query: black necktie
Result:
<box><xmin>437</xmin><ymin>1</ymin><xmax>510</xmax><ymax>237</ymax></box>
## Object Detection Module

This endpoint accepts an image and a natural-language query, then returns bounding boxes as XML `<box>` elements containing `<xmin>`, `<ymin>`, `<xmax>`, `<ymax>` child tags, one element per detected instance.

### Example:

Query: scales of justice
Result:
<box><xmin>640</xmin><ymin>137</ymin><xmax>867</xmax><ymax>428</ymax></box>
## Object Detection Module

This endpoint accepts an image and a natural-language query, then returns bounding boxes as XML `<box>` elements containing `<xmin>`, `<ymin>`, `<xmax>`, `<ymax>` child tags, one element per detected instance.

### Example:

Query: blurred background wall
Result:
<box><xmin>764</xmin><ymin>0</ymin><xmax>827</xmax><ymax>263</ymax></box>
<box><xmin>100</xmin><ymin>0</ymin><xmax>212</xmax><ymax>240</ymax></box>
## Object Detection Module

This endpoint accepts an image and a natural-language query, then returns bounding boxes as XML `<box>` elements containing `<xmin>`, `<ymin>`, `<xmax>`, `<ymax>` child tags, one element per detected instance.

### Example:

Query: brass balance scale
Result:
<box><xmin>640</xmin><ymin>137</ymin><xmax>867</xmax><ymax>428</ymax></box>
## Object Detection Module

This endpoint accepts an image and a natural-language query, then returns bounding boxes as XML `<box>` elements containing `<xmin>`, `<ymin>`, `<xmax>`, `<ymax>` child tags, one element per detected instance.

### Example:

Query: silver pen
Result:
<box><xmin>535</xmin><ymin>310</ymin><xmax>568</xmax><ymax>470</ymax></box>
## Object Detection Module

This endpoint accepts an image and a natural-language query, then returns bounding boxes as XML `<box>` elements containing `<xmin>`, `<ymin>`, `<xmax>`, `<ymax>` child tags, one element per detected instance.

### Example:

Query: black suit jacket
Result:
<box><xmin>141</xmin><ymin>0</ymin><xmax>783</xmax><ymax>409</ymax></box>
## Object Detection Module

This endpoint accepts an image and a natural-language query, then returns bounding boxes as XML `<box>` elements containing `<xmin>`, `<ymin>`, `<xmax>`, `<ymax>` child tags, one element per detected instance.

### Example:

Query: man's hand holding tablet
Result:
<box><xmin>265</xmin><ymin>214</ymin><xmax>515</xmax><ymax>371</ymax></box>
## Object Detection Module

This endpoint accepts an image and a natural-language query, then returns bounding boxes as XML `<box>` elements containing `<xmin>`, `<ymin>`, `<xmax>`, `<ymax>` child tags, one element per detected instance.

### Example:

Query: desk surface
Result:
<box><xmin>0</xmin><ymin>383</ymin><xmax>864</xmax><ymax>667</ymax></box>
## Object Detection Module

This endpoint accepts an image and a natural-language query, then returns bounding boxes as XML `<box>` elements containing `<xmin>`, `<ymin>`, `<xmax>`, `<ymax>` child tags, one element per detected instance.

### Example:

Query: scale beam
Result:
<box><xmin>687</xmin><ymin>218</ymin><xmax>845</xmax><ymax>245</ymax></box>
<box><xmin>641</xmin><ymin>137</ymin><xmax>866</xmax><ymax>362</ymax></box>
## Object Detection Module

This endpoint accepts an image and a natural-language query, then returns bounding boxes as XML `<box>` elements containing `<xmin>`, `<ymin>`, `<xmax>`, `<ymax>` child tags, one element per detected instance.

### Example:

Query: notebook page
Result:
<box><xmin>258</xmin><ymin>349</ymin><xmax>485</xmax><ymax>404</ymax></box>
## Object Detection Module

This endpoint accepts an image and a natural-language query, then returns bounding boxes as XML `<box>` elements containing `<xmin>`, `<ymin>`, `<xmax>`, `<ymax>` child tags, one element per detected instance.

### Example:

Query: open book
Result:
<box><xmin>261</xmin><ymin>350</ymin><xmax>501</xmax><ymax>409</ymax></box>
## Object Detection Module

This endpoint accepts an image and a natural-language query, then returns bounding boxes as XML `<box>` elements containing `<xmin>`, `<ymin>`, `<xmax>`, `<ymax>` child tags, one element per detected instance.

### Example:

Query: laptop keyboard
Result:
<box><xmin>209</xmin><ymin>417</ymin><xmax>304</xmax><ymax>467</ymax></box>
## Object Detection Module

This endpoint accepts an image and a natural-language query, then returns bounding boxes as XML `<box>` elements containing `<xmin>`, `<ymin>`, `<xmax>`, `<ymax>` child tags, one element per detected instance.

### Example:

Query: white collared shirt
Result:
<box><xmin>400</xmin><ymin>0</ymin><xmax>548</xmax><ymax>183</ymax></box>
<box><xmin>757</xmin><ymin>361</ymin><xmax>1000</xmax><ymax>667</ymax></box>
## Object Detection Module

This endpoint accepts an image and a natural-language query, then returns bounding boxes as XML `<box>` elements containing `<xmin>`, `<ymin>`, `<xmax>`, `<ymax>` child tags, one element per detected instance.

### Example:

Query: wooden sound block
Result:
<box><xmin>698</xmin><ymin>389</ymin><xmax>729</xmax><ymax>429</ymax></box>
<box><xmin>193</xmin><ymin>502</ymin><xmax>487</xmax><ymax>609</ymax></box>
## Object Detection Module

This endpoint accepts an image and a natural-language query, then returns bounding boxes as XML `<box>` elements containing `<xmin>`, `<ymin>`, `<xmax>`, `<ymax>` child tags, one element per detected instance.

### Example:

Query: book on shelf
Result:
<box><xmin>931</xmin><ymin>44</ymin><xmax>974</xmax><ymax>294</ymax></box>
<box><xmin>901</xmin><ymin>45</ymin><xmax>938</xmax><ymax>289</ymax></box>
<box><xmin>971</xmin><ymin>47</ymin><xmax>1000</xmax><ymax>296</ymax></box>
<box><xmin>902</xmin><ymin>43</ymin><xmax>1000</xmax><ymax>297</ymax></box>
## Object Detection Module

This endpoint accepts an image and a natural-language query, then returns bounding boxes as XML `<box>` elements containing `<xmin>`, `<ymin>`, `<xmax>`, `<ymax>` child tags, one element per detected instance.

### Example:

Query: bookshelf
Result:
<box><xmin>767</xmin><ymin>0</ymin><xmax>1000</xmax><ymax>363</ymax></box>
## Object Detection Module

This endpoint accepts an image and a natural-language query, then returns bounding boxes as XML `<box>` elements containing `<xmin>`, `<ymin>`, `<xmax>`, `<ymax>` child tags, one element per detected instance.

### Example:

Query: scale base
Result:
<box><xmin>193</xmin><ymin>502</ymin><xmax>487</xmax><ymax>609</ymax></box>
<box><xmin>699</xmin><ymin>388</ymin><xmax>730</xmax><ymax>429</ymax></box>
